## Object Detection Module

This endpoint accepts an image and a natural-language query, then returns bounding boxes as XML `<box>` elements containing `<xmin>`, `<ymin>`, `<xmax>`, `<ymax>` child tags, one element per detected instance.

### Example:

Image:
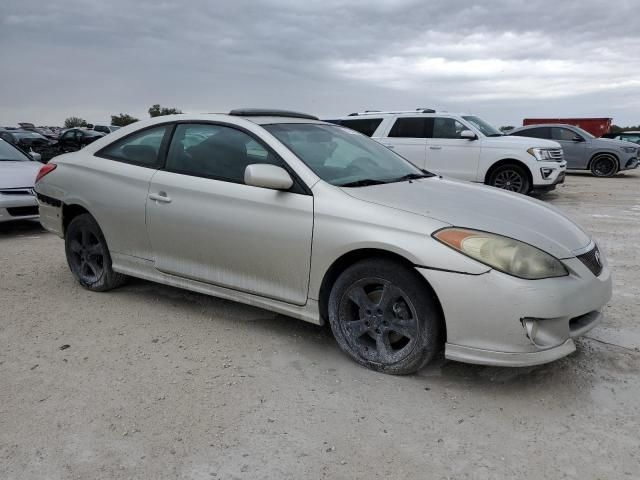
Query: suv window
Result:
<box><xmin>552</xmin><ymin>127</ymin><xmax>580</xmax><ymax>141</ymax></box>
<box><xmin>432</xmin><ymin>118</ymin><xmax>467</xmax><ymax>139</ymax></box>
<box><xmin>513</xmin><ymin>127</ymin><xmax>551</xmax><ymax>139</ymax></box>
<box><xmin>166</xmin><ymin>123</ymin><xmax>280</xmax><ymax>183</ymax></box>
<box><xmin>99</xmin><ymin>125</ymin><xmax>169</xmax><ymax>167</ymax></box>
<box><xmin>339</xmin><ymin>118</ymin><xmax>383</xmax><ymax>137</ymax></box>
<box><xmin>388</xmin><ymin>117</ymin><xmax>432</xmax><ymax>138</ymax></box>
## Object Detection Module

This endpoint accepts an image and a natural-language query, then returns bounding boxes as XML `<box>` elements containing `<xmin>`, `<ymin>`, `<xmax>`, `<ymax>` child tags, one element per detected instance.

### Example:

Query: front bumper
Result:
<box><xmin>621</xmin><ymin>155</ymin><xmax>639</xmax><ymax>170</ymax></box>
<box><xmin>532</xmin><ymin>160</ymin><xmax>567</xmax><ymax>190</ymax></box>
<box><xmin>0</xmin><ymin>193</ymin><xmax>39</xmax><ymax>223</ymax></box>
<box><xmin>416</xmin><ymin>247</ymin><xmax>612</xmax><ymax>367</ymax></box>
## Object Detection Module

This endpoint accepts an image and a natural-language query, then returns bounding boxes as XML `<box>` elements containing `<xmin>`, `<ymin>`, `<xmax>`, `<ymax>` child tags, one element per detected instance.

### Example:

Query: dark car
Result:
<box><xmin>58</xmin><ymin>128</ymin><xmax>105</xmax><ymax>153</ymax></box>
<box><xmin>0</xmin><ymin>129</ymin><xmax>58</xmax><ymax>162</ymax></box>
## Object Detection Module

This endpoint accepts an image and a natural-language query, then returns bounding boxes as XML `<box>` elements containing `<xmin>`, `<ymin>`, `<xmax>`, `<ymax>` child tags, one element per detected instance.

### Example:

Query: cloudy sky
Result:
<box><xmin>1</xmin><ymin>0</ymin><xmax>639</xmax><ymax>128</ymax></box>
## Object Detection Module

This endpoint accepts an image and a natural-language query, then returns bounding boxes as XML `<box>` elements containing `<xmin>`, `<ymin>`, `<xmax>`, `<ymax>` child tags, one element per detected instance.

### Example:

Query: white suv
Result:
<box><xmin>327</xmin><ymin>110</ymin><xmax>567</xmax><ymax>194</ymax></box>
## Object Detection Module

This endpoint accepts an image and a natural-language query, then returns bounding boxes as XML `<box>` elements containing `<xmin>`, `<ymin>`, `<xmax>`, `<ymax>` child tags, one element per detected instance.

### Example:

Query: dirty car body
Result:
<box><xmin>35</xmin><ymin>111</ymin><xmax>612</xmax><ymax>372</ymax></box>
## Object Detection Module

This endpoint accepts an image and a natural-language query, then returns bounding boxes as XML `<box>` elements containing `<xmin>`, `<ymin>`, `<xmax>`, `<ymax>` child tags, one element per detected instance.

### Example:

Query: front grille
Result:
<box><xmin>548</xmin><ymin>149</ymin><xmax>564</xmax><ymax>162</ymax></box>
<box><xmin>6</xmin><ymin>206</ymin><xmax>39</xmax><ymax>217</ymax></box>
<box><xmin>577</xmin><ymin>245</ymin><xmax>603</xmax><ymax>277</ymax></box>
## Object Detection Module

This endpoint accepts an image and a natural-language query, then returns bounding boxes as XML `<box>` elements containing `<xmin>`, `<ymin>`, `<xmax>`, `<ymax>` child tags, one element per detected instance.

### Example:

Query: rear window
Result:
<box><xmin>388</xmin><ymin>118</ymin><xmax>431</xmax><ymax>138</ymax></box>
<box><xmin>98</xmin><ymin>126</ymin><xmax>169</xmax><ymax>167</ymax></box>
<box><xmin>338</xmin><ymin>118</ymin><xmax>383</xmax><ymax>137</ymax></box>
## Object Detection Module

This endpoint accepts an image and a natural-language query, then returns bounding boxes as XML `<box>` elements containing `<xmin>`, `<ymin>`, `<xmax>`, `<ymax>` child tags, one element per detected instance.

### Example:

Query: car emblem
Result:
<box><xmin>594</xmin><ymin>248</ymin><xmax>602</xmax><ymax>267</ymax></box>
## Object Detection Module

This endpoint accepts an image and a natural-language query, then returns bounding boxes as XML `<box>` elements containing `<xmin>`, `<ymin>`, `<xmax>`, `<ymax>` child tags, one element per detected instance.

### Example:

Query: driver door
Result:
<box><xmin>551</xmin><ymin>127</ymin><xmax>587</xmax><ymax>169</ymax></box>
<box><xmin>145</xmin><ymin>123</ymin><xmax>314</xmax><ymax>305</ymax></box>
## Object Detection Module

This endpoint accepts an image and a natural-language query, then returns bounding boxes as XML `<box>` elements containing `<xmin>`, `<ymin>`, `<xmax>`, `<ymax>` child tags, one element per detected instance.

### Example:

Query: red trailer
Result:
<box><xmin>522</xmin><ymin>117</ymin><xmax>612</xmax><ymax>137</ymax></box>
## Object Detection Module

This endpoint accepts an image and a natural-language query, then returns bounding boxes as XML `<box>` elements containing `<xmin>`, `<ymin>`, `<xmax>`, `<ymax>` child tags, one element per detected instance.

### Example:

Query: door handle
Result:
<box><xmin>429</xmin><ymin>146</ymin><xmax>442</xmax><ymax>150</ymax></box>
<box><xmin>149</xmin><ymin>192</ymin><xmax>172</xmax><ymax>203</ymax></box>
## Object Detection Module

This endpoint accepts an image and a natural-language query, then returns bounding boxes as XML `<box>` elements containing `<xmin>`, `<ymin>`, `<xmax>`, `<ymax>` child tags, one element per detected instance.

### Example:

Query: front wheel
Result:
<box><xmin>590</xmin><ymin>154</ymin><xmax>618</xmax><ymax>177</ymax></box>
<box><xmin>65</xmin><ymin>213</ymin><xmax>127</xmax><ymax>291</ymax></box>
<box><xmin>328</xmin><ymin>259</ymin><xmax>443</xmax><ymax>375</ymax></box>
<box><xmin>488</xmin><ymin>164</ymin><xmax>531</xmax><ymax>194</ymax></box>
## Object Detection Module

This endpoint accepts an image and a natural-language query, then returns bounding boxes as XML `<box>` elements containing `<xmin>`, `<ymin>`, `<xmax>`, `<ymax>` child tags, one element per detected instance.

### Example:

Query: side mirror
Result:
<box><xmin>29</xmin><ymin>150</ymin><xmax>42</xmax><ymax>162</ymax></box>
<box><xmin>460</xmin><ymin>129</ymin><xmax>477</xmax><ymax>140</ymax></box>
<box><xmin>572</xmin><ymin>135</ymin><xmax>584</xmax><ymax>142</ymax></box>
<box><xmin>244</xmin><ymin>164</ymin><xmax>293</xmax><ymax>191</ymax></box>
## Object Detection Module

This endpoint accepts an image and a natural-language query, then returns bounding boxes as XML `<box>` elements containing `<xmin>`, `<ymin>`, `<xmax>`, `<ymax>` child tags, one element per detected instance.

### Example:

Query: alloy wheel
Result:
<box><xmin>338</xmin><ymin>278</ymin><xmax>419</xmax><ymax>365</ymax></box>
<box><xmin>493</xmin><ymin>169</ymin><xmax>525</xmax><ymax>192</ymax></box>
<box><xmin>68</xmin><ymin>226</ymin><xmax>105</xmax><ymax>284</ymax></box>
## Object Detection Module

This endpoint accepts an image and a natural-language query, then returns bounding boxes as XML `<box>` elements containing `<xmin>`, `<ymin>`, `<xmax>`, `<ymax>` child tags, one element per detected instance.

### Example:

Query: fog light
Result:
<box><xmin>540</xmin><ymin>168</ymin><xmax>554</xmax><ymax>179</ymax></box>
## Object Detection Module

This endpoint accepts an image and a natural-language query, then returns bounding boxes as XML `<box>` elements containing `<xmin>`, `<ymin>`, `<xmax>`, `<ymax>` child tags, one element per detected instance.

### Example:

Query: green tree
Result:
<box><xmin>111</xmin><ymin>113</ymin><xmax>139</xmax><ymax>126</ymax></box>
<box><xmin>148</xmin><ymin>104</ymin><xmax>182</xmax><ymax>117</ymax></box>
<box><xmin>64</xmin><ymin>116</ymin><xmax>88</xmax><ymax>128</ymax></box>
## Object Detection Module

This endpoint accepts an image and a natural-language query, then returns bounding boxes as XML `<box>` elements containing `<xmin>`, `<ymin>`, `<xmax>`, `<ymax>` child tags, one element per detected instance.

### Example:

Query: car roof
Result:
<box><xmin>333</xmin><ymin>110</ymin><xmax>470</xmax><ymax>119</ymax></box>
<box><xmin>514</xmin><ymin>124</ymin><xmax>577</xmax><ymax>129</ymax></box>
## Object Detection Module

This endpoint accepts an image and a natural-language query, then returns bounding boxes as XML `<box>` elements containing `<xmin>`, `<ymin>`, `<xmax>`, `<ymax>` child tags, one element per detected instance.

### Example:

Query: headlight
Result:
<box><xmin>621</xmin><ymin>146</ymin><xmax>637</xmax><ymax>153</ymax></box>
<box><xmin>433</xmin><ymin>227</ymin><xmax>569</xmax><ymax>279</ymax></box>
<box><xmin>527</xmin><ymin>147</ymin><xmax>557</xmax><ymax>161</ymax></box>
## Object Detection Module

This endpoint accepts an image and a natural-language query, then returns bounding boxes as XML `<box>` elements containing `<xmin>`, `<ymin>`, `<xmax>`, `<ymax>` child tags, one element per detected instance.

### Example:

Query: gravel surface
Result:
<box><xmin>1</xmin><ymin>171</ymin><xmax>639</xmax><ymax>479</ymax></box>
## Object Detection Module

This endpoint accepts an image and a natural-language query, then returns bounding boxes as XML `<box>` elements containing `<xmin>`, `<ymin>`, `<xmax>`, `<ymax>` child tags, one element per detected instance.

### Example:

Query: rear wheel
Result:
<box><xmin>328</xmin><ymin>258</ymin><xmax>442</xmax><ymax>375</ymax></box>
<box><xmin>65</xmin><ymin>213</ymin><xmax>127</xmax><ymax>291</ymax></box>
<box><xmin>590</xmin><ymin>154</ymin><xmax>618</xmax><ymax>177</ymax></box>
<box><xmin>488</xmin><ymin>163</ymin><xmax>531</xmax><ymax>194</ymax></box>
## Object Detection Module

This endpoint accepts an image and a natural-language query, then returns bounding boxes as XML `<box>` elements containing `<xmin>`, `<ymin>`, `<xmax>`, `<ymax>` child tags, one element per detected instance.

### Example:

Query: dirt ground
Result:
<box><xmin>1</xmin><ymin>171</ymin><xmax>639</xmax><ymax>480</ymax></box>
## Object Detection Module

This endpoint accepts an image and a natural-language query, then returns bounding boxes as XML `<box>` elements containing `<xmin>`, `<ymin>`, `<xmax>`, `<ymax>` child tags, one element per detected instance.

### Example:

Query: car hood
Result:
<box><xmin>595</xmin><ymin>137</ymin><xmax>638</xmax><ymax>149</ymax></box>
<box><xmin>0</xmin><ymin>161</ymin><xmax>40</xmax><ymax>189</ymax></box>
<box><xmin>485</xmin><ymin>135</ymin><xmax>561</xmax><ymax>149</ymax></box>
<box><xmin>342</xmin><ymin>177</ymin><xmax>591</xmax><ymax>259</ymax></box>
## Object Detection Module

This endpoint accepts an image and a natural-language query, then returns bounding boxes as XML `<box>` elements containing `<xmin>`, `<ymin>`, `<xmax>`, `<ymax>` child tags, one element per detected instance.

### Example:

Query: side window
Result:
<box><xmin>165</xmin><ymin>124</ymin><xmax>280</xmax><ymax>184</ymax></box>
<box><xmin>432</xmin><ymin>118</ymin><xmax>467</xmax><ymax>139</ymax></box>
<box><xmin>61</xmin><ymin>131</ymin><xmax>75</xmax><ymax>141</ymax></box>
<box><xmin>388</xmin><ymin>117</ymin><xmax>431</xmax><ymax>138</ymax></box>
<box><xmin>339</xmin><ymin>118</ymin><xmax>383</xmax><ymax>137</ymax></box>
<box><xmin>514</xmin><ymin>127</ymin><xmax>551</xmax><ymax>139</ymax></box>
<box><xmin>552</xmin><ymin>128</ymin><xmax>580</xmax><ymax>141</ymax></box>
<box><xmin>98</xmin><ymin>125</ymin><xmax>169</xmax><ymax>167</ymax></box>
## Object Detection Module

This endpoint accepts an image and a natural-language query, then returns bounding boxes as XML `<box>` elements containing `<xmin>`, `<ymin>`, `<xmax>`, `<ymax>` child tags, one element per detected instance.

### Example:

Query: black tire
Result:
<box><xmin>590</xmin><ymin>154</ymin><xmax>618</xmax><ymax>177</ymax></box>
<box><xmin>64</xmin><ymin>213</ymin><xmax>127</xmax><ymax>291</ymax></box>
<box><xmin>328</xmin><ymin>258</ymin><xmax>443</xmax><ymax>375</ymax></box>
<box><xmin>488</xmin><ymin>163</ymin><xmax>531</xmax><ymax>194</ymax></box>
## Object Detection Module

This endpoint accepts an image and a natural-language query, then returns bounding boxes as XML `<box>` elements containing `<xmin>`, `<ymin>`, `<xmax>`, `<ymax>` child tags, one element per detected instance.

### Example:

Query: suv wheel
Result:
<box><xmin>65</xmin><ymin>213</ymin><xmax>127</xmax><ymax>291</ymax></box>
<box><xmin>328</xmin><ymin>258</ymin><xmax>442</xmax><ymax>375</ymax></box>
<box><xmin>488</xmin><ymin>164</ymin><xmax>531</xmax><ymax>194</ymax></box>
<box><xmin>590</xmin><ymin>154</ymin><xmax>618</xmax><ymax>177</ymax></box>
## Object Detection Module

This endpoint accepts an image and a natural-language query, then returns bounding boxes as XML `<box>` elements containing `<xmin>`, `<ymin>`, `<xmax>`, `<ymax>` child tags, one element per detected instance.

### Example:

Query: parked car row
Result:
<box><xmin>0</xmin><ymin>125</ymin><xmax>115</xmax><ymax>162</ymax></box>
<box><xmin>32</xmin><ymin>109</ymin><xmax>613</xmax><ymax>374</ymax></box>
<box><xmin>327</xmin><ymin>110</ymin><xmax>639</xmax><ymax>191</ymax></box>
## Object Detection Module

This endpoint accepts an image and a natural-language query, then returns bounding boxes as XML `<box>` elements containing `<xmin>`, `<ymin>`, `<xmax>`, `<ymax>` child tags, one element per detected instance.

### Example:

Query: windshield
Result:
<box><xmin>462</xmin><ymin>116</ymin><xmax>503</xmax><ymax>137</ymax></box>
<box><xmin>264</xmin><ymin>123</ymin><xmax>429</xmax><ymax>187</ymax></box>
<box><xmin>0</xmin><ymin>140</ymin><xmax>31</xmax><ymax>161</ymax></box>
<box><xmin>572</xmin><ymin>126</ymin><xmax>595</xmax><ymax>139</ymax></box>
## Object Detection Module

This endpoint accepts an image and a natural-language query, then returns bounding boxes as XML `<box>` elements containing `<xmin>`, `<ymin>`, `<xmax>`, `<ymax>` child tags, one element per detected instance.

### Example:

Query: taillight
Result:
<box><xmin>35</xmin><ymin>163</ymin><xmax>57</xmax><ymax>183</ymax></box>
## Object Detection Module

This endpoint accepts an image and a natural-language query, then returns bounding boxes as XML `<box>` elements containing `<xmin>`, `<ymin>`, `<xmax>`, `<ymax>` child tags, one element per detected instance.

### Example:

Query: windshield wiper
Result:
<box><xmin>390</xmin><ymin>172</ymin><xmax>434</xmax><ymax>183</ymax></box>
<box><xmin>487</xmin><ymin>133</ymin><xmax>504</xmax><ymax>137</ymax></box>
<box><xmin>338</xmin><ymin>178</ymin><xmax>389</xmax><ymax>187</ymax></box>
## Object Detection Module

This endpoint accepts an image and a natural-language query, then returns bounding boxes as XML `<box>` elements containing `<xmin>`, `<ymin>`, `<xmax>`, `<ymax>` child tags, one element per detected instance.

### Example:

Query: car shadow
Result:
<box><xmin>114</xmin><ymin>276</ymin><xmax>602</xmax><ymax>397</ymax></box>
<box><xmin>0</xmin><ymin>219</ymin><xmax>46</xmax><ymax>237</ymax></box>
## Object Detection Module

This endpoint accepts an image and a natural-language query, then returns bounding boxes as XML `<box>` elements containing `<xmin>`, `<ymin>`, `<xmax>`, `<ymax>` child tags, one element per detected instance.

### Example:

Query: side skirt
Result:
<box><xmin>111</xmin><ymin>253</ymin><xmax>322</xmax><ymax>325</ymax></box>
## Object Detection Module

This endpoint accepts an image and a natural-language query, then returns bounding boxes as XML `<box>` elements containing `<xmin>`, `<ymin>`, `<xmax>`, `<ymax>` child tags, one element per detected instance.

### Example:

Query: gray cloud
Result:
<box><xmin>1</xmin><ymin>0</ymin><xmax>639</xmax><ymax>127</ymax></box>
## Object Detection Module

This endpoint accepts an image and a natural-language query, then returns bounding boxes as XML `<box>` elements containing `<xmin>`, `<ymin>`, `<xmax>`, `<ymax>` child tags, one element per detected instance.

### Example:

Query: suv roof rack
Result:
<box><xmin>229</xmin><ymin>108</ymin><xmax>318</xmax><ymax>120</ymax></box>
<box><xmin>347</xmin><ymin>108</ymin><xmax>436</xmax><ymax>116</ymax></box>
